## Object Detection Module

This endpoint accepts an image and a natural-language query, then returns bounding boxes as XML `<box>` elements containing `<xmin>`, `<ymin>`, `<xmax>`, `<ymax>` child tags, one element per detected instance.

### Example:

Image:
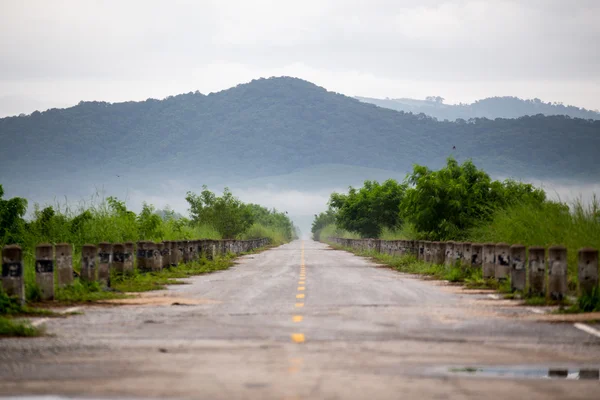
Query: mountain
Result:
<box><xmin>1</xmin><ymin>77</ymin><xmax>599</xmax><ymax>206</ymax></box>
<box><xmin>356</xmin><ymin>96</ymin><xmax>600</xmax><ymax>121</ymax></box>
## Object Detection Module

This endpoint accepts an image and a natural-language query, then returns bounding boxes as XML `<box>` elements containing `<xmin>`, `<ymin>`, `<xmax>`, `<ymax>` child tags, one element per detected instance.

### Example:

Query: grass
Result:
<box><xmin>0</xmin><ymin>317</ymin><xmax>45</xmax><ymax>337</ymax></box>
<box><xmin>468</xmin><ymin>197</ymin><xmax>600</xmax><ymax>291</ymax></box>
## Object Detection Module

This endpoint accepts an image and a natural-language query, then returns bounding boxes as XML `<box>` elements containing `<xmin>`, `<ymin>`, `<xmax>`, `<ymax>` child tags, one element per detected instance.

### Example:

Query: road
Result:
<box><xmin>1</xmin><ymin>240</ymin><xmax>599</xmax><ymax>399</ymax></box>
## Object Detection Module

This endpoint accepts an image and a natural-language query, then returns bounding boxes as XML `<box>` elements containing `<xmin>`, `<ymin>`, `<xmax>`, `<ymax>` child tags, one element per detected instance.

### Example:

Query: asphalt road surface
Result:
<box><xmin>1</xmin><ymin>240</ymin><xmax>599</xmax><ymax>399</ymax></box>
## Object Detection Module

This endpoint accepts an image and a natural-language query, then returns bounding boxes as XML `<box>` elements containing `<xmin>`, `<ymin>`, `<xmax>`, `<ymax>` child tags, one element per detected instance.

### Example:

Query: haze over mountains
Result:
<box><xmin>356</xmin><ymin>96</ymin><xmax>600</xmax><ymax>121</ymax></box>
<box><xmin>1</xmin><ymin>76</ymin><xmax>599</xmax><ymax>234</ymax></box>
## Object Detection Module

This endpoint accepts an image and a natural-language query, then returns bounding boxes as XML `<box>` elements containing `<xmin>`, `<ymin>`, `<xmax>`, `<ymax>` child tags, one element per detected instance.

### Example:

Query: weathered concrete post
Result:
<box><xmin>482</xmin><ymin>243</ymin><xmax>496</xmax><ymax>279</ymax></box>
<box><xmin>161</xmin><ymin>242</ymin><xmax>171</xmax><ymax>269</ymax></box>
<box><xmin>170</xmin><ymin>241</ymin><xmax>179</xmax><ymax>265</ymax></box>
<box><xmin>416</xmin><ymin>241</ymin><xmax>423</xmax><ymax>261</ymax></box>
<box><xmin>112</xmin><ymin>243</ymin><xmax>125</xmax><ymax>275</ymax></box>
<box><xmin>528</xmin><ymin>246</ymin><xmax>546</xmax><ymax>297</ymax></box>
<box><xmin>436</xmin><ymin>242</ymin><xmax>447</xmax><ymax>265</ymax></box>
<box><xmin>97</xmin><ymin>242</ymin><xmax>112</xmax><ymax>286</ymax></box>
<box><xmin>154</xmin><ymin>242</ymin><xmax>164</xmax><ymax>271</ymax></box>
<box><xmin>471</xmin><ymin>243</ymin><xmax>482</xmax><ymax>270</ymax></box>
<box><xmin>444</xmin><ymin>241</ymin><xmax>455</xmax><ymax>267</ymax></box>
<box><xmin>35</xmin><ymin>243</ymin><xmax>54</xmax><ymax>300</ymax></box>
<box><xmin>182</xmin><ymin>240</ymin><xmax>191</xmax><ymax>263</ymax></box>
<box><xmin>494</xmin><ymin>243</ymin><xmax>510</xmax><ymax>281</ymax></box>
<box><xmin>136</xmin><ymin>241</ymin><xmax>150</xmax><ymax>273</ymax></box>
<box><xmin>548</xmin><ymin>246</ymin><xmax>568</xmax><ymax>300</ymax></box>
<box><xmin>124</xmin><ymin>242</ymin><xmax>134</xmax><ymax>274</ymax></box>
<box><xmin>1</xmin><ymin>245</ymin><xmax>25</xmax><ymax>304</ymax></box>
<box><xmin>454</xmin><ymin>242</ymin><xmax>464</xmax><ymax>265</ymax></box>
<box><xmin>462</xmin><ymin>243</ymin><xmax>472</xmax><ymax>268</ymax></box>
<box><xmin>510</xmin><ymin>244</ymin><xmax>526</xmax><ymax>292</ymax></box>
<box><xmin>148</xmin><ymin>242</ymin><xmax>161</xmax><ymax>272</ymax></box>
<box><xmin>55</xmin><ymin>243</ymin><xmax>73</xmax><ymax>287</ymax></box>
<box><xmin>423</xmin><ymin>241</ymin><xmax>431</xmax><ymax>263</ymax></box>
<box><xmin>81</xmin><ymin>244</ymin><xmax>97</xmax><ymax>282</ymax></box>
<box><xmin>578</xmin><ymin>248</ymin><xmax>598</xmax><ymax>296</ymax></box>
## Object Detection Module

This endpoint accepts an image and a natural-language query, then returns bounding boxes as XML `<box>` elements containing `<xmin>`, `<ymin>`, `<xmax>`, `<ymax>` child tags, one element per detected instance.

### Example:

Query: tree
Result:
<box><xmin>329</xmin><ymin>179</ymin><xmax>406</xmax><ymax>238</ymax></box>
<box><xmin>400</xmin><ymin>158</ymin><xmax>546</xmax><ymax>240</ymax></box>
<box><xmin>0</xmin><ymin>184</ymin><xmax>27</xmax><ymax>245</ymax></box>
<box><xmin>186</xmin><ymin>186</ymin><xmax>255</xmax><ymax>239</ymax></box>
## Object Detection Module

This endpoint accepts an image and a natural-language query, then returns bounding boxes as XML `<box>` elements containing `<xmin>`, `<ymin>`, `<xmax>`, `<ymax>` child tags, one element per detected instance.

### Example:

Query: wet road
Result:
<box><xmin>1</xmin><ymin>240</ymin><xmax>599</xmax><ymax>399</ymax></box>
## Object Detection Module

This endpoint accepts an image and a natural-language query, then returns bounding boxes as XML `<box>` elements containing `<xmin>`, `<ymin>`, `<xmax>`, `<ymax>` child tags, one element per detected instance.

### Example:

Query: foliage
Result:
<box><xmin>0</xmin><ymin>184</ymin><xmax>27</xmax><ymax>245</ymax></box>
<box><xmin>311</xmin><ymin>209</ymin><xmax>337</xmax><ymax>240</ymax></box>
<box><xmin>0</xmin><ymin>317</ymin><xmax>44</xmax><ymax>337</ymax></box>
<box><xmin>400</xmin><ymin>158</ymin><xmax>546</xmax><ymax>240</ymax></box>
<box><xmin>186</xmin><ymin>186</ymin><xmax>255</xmax><ymax>239</ymax></box>
<box><xmin>329</xmin><ymin>179</ymin><xmax>406</xmax><ymax>238</ymax></box>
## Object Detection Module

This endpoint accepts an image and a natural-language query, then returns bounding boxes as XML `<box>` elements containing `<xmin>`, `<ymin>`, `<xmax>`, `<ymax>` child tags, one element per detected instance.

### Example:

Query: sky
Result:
<box><xmin>1</xmin><ymin>0</ymin><xmax>599</xmax><ymax>117</ymax></box>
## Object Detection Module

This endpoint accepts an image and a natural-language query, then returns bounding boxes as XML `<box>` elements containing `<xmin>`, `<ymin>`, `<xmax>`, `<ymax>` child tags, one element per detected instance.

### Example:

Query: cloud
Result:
<box><xmin>1</xmin><ymin>0</ymin><xmax>599</xmax><ymax>112</ymax></box>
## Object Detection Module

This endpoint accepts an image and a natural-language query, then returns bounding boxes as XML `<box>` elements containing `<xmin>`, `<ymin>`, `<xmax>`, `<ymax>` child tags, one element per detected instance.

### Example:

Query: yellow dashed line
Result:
<box><xmin>291</xmin><ymin>333</ymin><xmax>305</xmax><ymax>343</ymax></box>
<box><xmin>298</xmin><ymin>286</ymin><xmax>305</xmax><ymax>291</ymax></box>
<box><xmin>293</xmin><ymin>315</ymin><xmax>303</xmax><ymax>322</ymax></box>
<box><xmin>296</xmin><ymin>293</ymin><xmax>305</xmax><ymax>299</ymax></box>
<box><xmin>295</xmin><ymin>302</ymin><xmax>304</xmax><ymax>308</ymax></box>
<box><xmin>298</xmin><ymin>281</ymin><xmax>305</xmax><ymax>284</ymax></box>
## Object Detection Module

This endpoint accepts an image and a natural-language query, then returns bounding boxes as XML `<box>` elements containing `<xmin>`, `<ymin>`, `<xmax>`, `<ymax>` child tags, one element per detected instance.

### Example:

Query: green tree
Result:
<box><xmin>400</xmin><ymin>158</ymin><xmax>546</xmax><ymax>240</ymax></box>
<box><xmin>186</xmin><ymin>186</ymin><xmax>255</xmax><ymax>239</ymax></box>
<box><xmin>329</xmin><ymin>179</ymin><xmax>406</xmax><ymax>238</ymax></box>
<box><xmin>311</xmin><ymin>209</ymin><xmax>336</xmax><ymax>240</ymax></box>
<box><xmin>0</xmin><ymin>184</ymin><xmax>27</xmax><ymax>245</ymax></box>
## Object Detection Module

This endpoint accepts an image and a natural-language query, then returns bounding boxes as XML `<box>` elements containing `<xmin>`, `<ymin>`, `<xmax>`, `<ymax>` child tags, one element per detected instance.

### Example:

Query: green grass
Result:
<box><xmin>0</xmin><ymin>316</ymin><xmax>45</xmax><ymax>337</ymax></box>
<box><xmin>55</xmin><ymin>281</ymin><xmax>127</xmax><ymax>303</ymax></box>
<box><xmin>111</xmin><ymin>256</ymin><xmax>234</xmax><ymax>293</ymax></box>
<box><xmin>468</xmin><ymin>197</ymin><xmax>600</xmax><ymax>290</ymax></box>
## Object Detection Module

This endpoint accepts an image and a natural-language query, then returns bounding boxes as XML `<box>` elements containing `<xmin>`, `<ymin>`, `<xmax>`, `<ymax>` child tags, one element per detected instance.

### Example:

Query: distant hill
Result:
<box><xmin>1</xmin><ymin>77</ymin><xmax>599</xmax><ymax>205</ymax></box>
<box><xmin>356</xmin><ymin>96</ymin><xmax>600</xmax><ymax>121</ymax></box>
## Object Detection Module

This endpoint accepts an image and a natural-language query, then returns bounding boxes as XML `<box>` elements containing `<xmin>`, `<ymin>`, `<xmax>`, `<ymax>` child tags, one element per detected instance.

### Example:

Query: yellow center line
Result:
<box><xmin>291</xmin><ymin>333</ymin><xmax>305</xmax><ymax>343</ymax></box>
<box><xmin>298</xmin><ymin>281</ymin><xmax>305</xmax><ymax>285</ymax></box>
<box><xmin>293</xmin><ymin>315</ymin><xmax>303</xmax><ymax>322</ymax></box>
<box><xmin>295</xmin><ymin>302</ymin><xmax>304</xmax><ymax>308</ymax></box>
<box><xmin>296</xmin><ymin>293</ymin><xmax>305</xmax><ymax>299</ymax></box>
<box><xmin>297</xmin><ymin>286</ymin><xmax>305</xmax><ymax>291</ymax></box>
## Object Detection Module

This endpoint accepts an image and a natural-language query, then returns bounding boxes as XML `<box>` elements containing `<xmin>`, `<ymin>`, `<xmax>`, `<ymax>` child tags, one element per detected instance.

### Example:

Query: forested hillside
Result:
<box><xmin>1</xmin><ymin>77</ymin><xmax>599</xmax><ymax>197</ymax></box>
<box><xmin>356</xmin><ymin>96</ymin><xmax>600</xmax><ymax>121</ymax></box>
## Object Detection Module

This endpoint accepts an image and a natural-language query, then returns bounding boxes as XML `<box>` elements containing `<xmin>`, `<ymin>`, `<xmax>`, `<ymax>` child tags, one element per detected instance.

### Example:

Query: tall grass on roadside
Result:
<box><xmin>317</xmin><ymin>224</ymin><xmax>361</xmax><ymax>240</ymax></box>
<box><xmin>468</xmin><ymin>197</ymin><xmax>600</xmax><ymax>288</ymax></box>
<box><xmin>241</xmin><ymin>223</ymin><xmax>288</xmax><ymax>245</ymax></box>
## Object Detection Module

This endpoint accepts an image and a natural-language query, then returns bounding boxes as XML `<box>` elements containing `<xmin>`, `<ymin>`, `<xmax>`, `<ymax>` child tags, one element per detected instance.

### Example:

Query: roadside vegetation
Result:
<box><xmin>0</xmin><ymin>184</ymin><xmax>297</xmax><ymax>333</ymax></box>
<box><xmin>313</xmin><ymin>157</ymin><xmax>600</xmax><ymax>310</ymax></box>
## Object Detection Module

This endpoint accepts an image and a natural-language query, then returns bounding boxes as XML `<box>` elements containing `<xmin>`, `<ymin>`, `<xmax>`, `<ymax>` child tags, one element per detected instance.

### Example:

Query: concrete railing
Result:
<box><xmin>1</xmin><ymin>238</ymin><xmax>270</xmax><ymax>304</ymax></box>
<box><xmin>327</xmin><ymin>237</ymin><xmax>599</xmax><ymax>301</ymax></box>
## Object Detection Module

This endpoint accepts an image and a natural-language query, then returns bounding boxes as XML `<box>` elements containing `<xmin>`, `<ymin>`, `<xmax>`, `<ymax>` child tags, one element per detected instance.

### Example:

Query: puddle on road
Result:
<box><xmin>445</xmin><ymin>366</ymin><xmax>600</xmax><ymax>380</ymax></box>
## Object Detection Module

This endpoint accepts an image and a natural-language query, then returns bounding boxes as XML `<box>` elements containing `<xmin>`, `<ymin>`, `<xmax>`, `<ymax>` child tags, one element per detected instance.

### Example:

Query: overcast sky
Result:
<box><xmin>1</xmin><ymin>0</ymin><xmax>599</xmax><ymax>116</ymax></box>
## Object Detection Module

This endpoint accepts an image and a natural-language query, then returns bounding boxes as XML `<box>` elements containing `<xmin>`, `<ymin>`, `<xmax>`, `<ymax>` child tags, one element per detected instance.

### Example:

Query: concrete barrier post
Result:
<box><xmin>444</xmin><ymin>241</ymin><xmax>455</xmax><ymax>267</ymax></box>
<box><xmin>494</xmin><ymin>243</ymin><xmax>510</xmax><ymax>281</ymax></box>
<box><xmin>578</xmin><ymin>248</ymin><xmax>598</xmax><ymax>296</ymax></box>
<box><xmin>137</xmin><ymin>241</ymin><xmax>150</xmax><ymax>273</ymax></box>
<box><xmin>168</xmin><ymin>241</ymin><xmax>178</xmax><ymax>265</ymax></box>
<box><xmin>81</xmin><ymin>244</ymin><xmax>97</xmax><ymax>282</ymax></box>
<box><xmin>462</xmin><ymin>243</ymin><xmax>472</xmax><ymax>267</ymax></box>
<box><xmin>35</xmin><ymin>243</ymin><xmax>54</xmax><ymax>300</ymax></box>
<box><xmin>548</xmin><ymin>246</ymin><xmax>568</xmax><ymax>300</ymax></box>
<box><xmin>482</xmin><ymin>243</ymin><xmax>496</xmax><ymax>279</ymax></box>
<box><xmin>112</xmin><ymin>243</ymin><xmax>125</xmax><ymax>274</ymax></box>
<box><xmin>155</xmin><ymin>242</ymin><xmax>164</xmax><ymax>270</ymax></box>
<box><xmin>151</xmin><ymin>242</ymin><xmax>162</xmax><ymax>272</ymax></box>
<box><xmin>528</xmin><ymin>246</ymin><xmax>546</xmax><ymax>297</ymax></box>
<box><xmin>55</xmin><ymin>243</ymin><xmax>73</xmax><ymax>287</ymax></box>
<box><xmin>161</xmin><ymin>242</ymin><xmax>171</xmax><ymax>269</ymax></box>
<box><xmin>471</xmin><ymin>243</ymin><xmax>482</xmax><ymax>269</ymax></box>
<box><xmin>510</xmin><ymin>244</ymin><xmax>526</xmax><ymax>292</ymax></box>
<box><xmin>436</xmin><ymin>242</ymin><xmax>446</xmax><ymax>265</ymax></box>
<box><xmin>124</xmin><ymin>242</ymin><xmax>134</xmax><ymax>274</ymax></box>
<box><xmin>182</xmin><ymin>240</ymin><xmax>191</xmax><ymax>263</ymax></box>
<box><xmin>97</xmin><ymin>242</ymin><xmax>112</xmax><ymax>286</ymax></box>
<box><xmin>454</xmin><ymin>242</ymin><xmax>463</xmax><ymax>265</ymax></box>
<box><xmin>1</xmin><ymin>245</ymin><xmax>25</xmax><ymax>304</ymax></box>
<box><xmin>423</xmin><ymin>241</ymin><xmax>431</xmax><ymax>263</ymax></box>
